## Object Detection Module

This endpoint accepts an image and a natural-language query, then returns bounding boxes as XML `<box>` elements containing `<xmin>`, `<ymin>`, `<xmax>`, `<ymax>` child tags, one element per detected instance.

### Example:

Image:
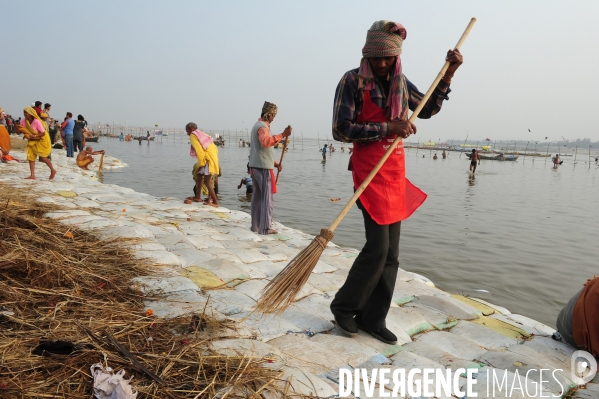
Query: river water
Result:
<box><xmin>97</xmin><ymin>135</ymin><xmax>599</xmax><ymax>327</ymax></box>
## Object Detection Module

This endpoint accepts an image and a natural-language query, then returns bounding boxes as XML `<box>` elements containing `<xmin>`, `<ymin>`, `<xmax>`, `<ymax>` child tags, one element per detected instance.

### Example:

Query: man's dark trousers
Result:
<box><xmin>330</xmin><ymin>203</ymin><xmax>401</xmax><ymax>332</ymax></box>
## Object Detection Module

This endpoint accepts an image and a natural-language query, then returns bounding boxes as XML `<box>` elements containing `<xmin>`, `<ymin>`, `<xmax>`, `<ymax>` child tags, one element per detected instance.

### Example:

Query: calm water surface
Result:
<box><xmin>97</xmin><ymin>136</ymin><xmax>599</xmax><ymax>327</ymax></box>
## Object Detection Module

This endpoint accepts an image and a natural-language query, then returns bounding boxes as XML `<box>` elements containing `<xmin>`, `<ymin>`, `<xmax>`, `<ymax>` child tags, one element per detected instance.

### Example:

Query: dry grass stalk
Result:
<box><xmin>0</xmin><ymin>184</ymin><xmax>285</xmax><ymax>398</ymax></box>
<box><xmin>254</xmin><ymin>229</ymin><xmax>334</xmax><ymax>314</ymax></box>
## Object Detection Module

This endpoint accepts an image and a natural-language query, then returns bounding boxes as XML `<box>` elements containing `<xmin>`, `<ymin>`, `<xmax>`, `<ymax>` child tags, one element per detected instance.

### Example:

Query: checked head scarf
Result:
<box><xmin>358</xmin><ymin>20</ymin><xmax>409</xmax><ymax>121</ymax></box>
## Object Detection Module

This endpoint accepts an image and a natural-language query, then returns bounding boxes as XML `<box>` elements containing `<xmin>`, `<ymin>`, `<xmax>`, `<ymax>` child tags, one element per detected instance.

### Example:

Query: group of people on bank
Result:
<box><xmin>0</xmin><ymin>101</ymin><xmax>103</xmax><ymax>179</ymax></box>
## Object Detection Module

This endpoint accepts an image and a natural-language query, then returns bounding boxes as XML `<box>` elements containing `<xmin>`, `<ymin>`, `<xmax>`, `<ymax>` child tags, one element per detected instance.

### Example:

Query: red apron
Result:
<box><xmin>351</xmin><ymin>90</ymin><xmax>427</xmax><ymax>225</ymax></box>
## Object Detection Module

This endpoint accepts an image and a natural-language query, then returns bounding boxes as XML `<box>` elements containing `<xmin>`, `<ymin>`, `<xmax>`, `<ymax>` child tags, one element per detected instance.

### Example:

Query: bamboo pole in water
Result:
<box><xmin>589</xmin><ymin>145</ymin><xmax>592</xmax><ymax>169</ymax></box>
<box><xmin>460</xmin><ymin>131</ymin><xmax>469</xmax><ymax>158</ymax></box>
<box><xmin>574</xmin><ymin>144</ymin><xmax>577</xmax><ymax>166</ymax></box>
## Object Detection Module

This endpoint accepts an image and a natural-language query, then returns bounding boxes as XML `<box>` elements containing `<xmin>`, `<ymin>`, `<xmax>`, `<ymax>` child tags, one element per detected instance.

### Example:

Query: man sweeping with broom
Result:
<box><xmin>328</xmin><ymin>20</ymin><xmax>464</xmax><ymax>344</ymax></box>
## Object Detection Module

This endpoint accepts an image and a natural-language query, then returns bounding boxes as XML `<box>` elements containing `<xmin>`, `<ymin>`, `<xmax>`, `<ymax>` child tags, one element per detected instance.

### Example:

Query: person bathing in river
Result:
<box><xmin>433</xmin><ymin>153</ymin><xmax>438</xmax><ymax>160</ymax></box>
<box><xmin>186</xmin><ymin>122</ymin><xmax>219</xmax><ymax>207</ymax></box>
<box><xmin>469</xmin><ymin>149</ymin><xmax>480</xmax><ymax>173</ymax></box>
<box><xmin>442</xmin><ymin>149</ymin><xmax>447</xmax><ymax>159</ymax></box>
<box><xmin>238</xmin><ymin>174</ymin><xmax>253</xmax><ymax>200</ymax></box>
<box><xmin>553</xmin><ymin>153</ymin><xmax>560</xmax><ymax>169</ymax></box>
<box><xmin>330</xmin><ymin>20</ymin><xmax>463</xmax><ymax>344</ymax></box>
<box><xmin>76</xmin><ymin>146</ymin><xmax>104</xmax><ymax>170</ymax></box>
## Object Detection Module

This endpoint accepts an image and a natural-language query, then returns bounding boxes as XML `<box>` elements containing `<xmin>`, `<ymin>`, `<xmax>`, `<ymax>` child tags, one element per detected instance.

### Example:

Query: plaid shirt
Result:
<box><xmin>332</xmin><ymin>68</ymin><xmax>451</xmax><ymax>143</ymax></box>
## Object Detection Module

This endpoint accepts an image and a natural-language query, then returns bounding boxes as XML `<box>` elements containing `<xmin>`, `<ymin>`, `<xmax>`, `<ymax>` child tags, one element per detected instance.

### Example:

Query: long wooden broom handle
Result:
<box><xmin>98</xmin><ymin>152</ymin><xmax>105</xmax><ymax>172</ymax></box>
<box><xmin>328</xmin><ymin>18</ymin><xmax>476</xmax><ymax>233</ymax></box>
<box><xmin>275</xmin><ymin>134</ymin><xmax>289</xmax><ymax>184</ymax></box>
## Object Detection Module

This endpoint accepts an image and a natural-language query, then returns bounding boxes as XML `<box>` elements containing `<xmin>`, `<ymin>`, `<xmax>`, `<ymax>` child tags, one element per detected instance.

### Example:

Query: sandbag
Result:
<box><xmin>134</xmin><ymin>250</ymin><xmax>182</xmax><ymax>267</ymax></box>
<box><xmin>198</xmin><ymin>259</ymin><xmax>249</xmax><ymax>283</ymax></box>
<box><xmin>225</xmin><ymin>248</ymin><xmax>270</xmax><ymax>264</ymax></box>
<box><xmin>227</xmin><ymin>311</ymin><xmax>299</xmax><ymax>341</ymax></box>
<box><xmin>211</xmin><ymin>338</ymin><xmax>285</xmax><ymax>361</ymax></box>
<box><xmin>130</xmin><ymin>276</ymin><xmax>198</xmax><ymax>295</ymax></box>
<box><xmin>173</xmin><ymin>248</ymin><xmax>216</xmax><ymax>267</ymax></box>
<box><xmin>179</xmin><ymin>266</ymin><xmax>223</xmax><ymax>288</ymax></box>
<box><xmin>449</xmin><ymin>320</ymin><xmax>519</xmax><ymax>350</ymax></box>
<box><xmin>414</xmin><ymin>330</ymin><xmax>487</xmax><ymax>361</ymax></box>
<box><xmin>404</xmin><ymin>295</ymin><xmax>479</xmax><ymax>320</ymax></box>
<box><xmin>267</xmin><ymin>334</ymin><xmax>346</xmax><ymax>375</ymax></box>
<box><xmin>490</xmin><ymin>314</ymin><xmax>554</xmax><ymax>337</ymax></box>
<box><xmin>310</xmin><ymin>333</ymin><xmax>381</xmax><ymax>367</ymax></box>
<box><xmin>143</xmin><ymin>290</ymin><xmax>208</xmax><ymax>318</ymax></box>
<box><xmin>386</xmin><ymin>306</ymin><xmax>434</xmax><ymax>337</ymax></box>
<box><xmin>278</xmin><ymin>306</ymin><xmax>335</xmax><ymax>335</ymax></box>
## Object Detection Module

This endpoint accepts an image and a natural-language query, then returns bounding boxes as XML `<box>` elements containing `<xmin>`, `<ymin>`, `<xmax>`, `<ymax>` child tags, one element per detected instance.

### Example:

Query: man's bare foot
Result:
<box><xmin>49</xmin><ymin>171</ymin><xmax>56</xmax><ymax>180</ymax></box>
<box><xmin>207</xmin><ymin>202</ymin><xmax>219</xmax><ymax>208</ymax></box>
<box><xmin>82</xmin><ymin>167</ymin><xmax>89</xmax><ymax>170</ymax></box>
<box><xmin>192</xmin><ymin>197</ymin><xmax>203</xmax><ymax>203</ymax></box>
<box><xmin>24</xmin><ymin>176</ymin><xmax>36</xmax><ymax>180</ymax></box>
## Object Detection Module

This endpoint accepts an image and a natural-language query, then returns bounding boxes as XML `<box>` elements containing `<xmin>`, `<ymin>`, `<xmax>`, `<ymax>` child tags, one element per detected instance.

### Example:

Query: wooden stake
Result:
<box><xmin>98</xmin><ymin>153</ymin><xmax>105</xmax><ymax>172</ymax></box>
<box><xmin>276</xmin><ymin>134</ymin><xmax>289</xmax><ymax>184</ymax></box>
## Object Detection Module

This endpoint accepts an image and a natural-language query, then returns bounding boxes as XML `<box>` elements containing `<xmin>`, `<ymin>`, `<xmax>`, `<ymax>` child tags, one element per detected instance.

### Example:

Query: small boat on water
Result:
<box><xmin>470</xmin><ymin>152</ymin><xmax>519</xmax><ymax>161</ymax></box>
<box><xmin>86</xmin><ymin>137</ymin><xmax>99</xmax><ymax>143</ymax></box>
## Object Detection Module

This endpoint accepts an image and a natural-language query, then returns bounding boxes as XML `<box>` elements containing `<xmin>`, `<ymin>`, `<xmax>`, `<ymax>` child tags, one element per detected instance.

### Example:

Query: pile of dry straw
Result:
<box><xmin>0</xmin><ymin>185</ymin><xmax>285</xmax><ymax>398</ymax></box>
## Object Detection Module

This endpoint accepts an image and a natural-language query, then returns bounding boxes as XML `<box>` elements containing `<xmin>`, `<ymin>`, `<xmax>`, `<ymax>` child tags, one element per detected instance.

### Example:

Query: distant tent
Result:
<box><xmin>423</xmin><ymin>141</ymin><xmax>436</xmax><ymax>146</ymax></box>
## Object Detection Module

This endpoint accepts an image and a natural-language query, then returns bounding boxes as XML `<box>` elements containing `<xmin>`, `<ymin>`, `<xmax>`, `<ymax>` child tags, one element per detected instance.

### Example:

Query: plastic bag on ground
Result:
<box><xmin>91</xmin><ymin>363</ymin><xmax>137</xmax><ymax>399</ymax></box>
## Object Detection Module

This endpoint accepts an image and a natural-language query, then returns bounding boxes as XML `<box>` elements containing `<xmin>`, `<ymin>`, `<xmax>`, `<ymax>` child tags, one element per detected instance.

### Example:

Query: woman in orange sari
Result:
<box><xmin>17</xmin><ymin>107</ymin><xmax>56</xmax><ymax>179</ymax></box>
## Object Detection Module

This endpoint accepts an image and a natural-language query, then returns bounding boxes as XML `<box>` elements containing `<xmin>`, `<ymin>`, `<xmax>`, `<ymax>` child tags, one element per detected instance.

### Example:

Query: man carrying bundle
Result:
<box><xmin>330</xmin><ymin>20</ymin><xmax>464</xmax><ymax>344</ymax></box>
<box><xmin>249</xmin><ymin>101</ymin><xmax>292</xmax><ymax>235</ymax></box>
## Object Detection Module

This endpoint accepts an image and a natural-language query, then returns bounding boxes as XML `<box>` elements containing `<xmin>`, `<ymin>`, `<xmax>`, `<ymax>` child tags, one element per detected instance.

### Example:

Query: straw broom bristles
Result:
<box><xmin>254</xmin><ymin>228</ymin><xmax>334</xmax><ymax>313</ymax></box>
<box><xmin>254</xmin><ymin>19</ymin><xmax>476</xmax><ymax>314</ymax></box>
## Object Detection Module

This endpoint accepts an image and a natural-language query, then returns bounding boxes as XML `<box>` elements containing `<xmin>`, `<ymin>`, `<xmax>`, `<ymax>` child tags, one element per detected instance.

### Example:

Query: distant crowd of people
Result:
<box><xmin>0</xmin><ymin>101</ymin><xmax>104</xmax><ymax>178</ymax></box>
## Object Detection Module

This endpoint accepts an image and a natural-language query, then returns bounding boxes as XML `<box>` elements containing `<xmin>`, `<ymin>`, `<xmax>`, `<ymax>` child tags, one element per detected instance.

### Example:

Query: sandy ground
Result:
<box><xmin>10</xmin><ymin>135</ymin><xmax>28</xmax><ymax>151</ymax></box>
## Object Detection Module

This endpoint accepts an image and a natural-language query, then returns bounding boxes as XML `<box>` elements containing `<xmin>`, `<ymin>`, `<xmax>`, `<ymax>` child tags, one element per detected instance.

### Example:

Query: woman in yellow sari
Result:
<box><xmin>17</xmin><ymin>107</ymin><xmax>56</xmax><ymax>180</ymax></box>
<box><xmin>185</xmin><ymin>122</ymin><xmax>219</xmax><ymax>207</ymax></box>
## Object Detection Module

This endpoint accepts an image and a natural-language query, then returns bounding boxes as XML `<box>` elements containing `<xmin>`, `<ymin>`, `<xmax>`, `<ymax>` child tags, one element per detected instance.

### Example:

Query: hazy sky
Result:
<box><xmin>3</xmin><ymin>1</ymin><xmax>598</xmax><ymax>141</ymax></box>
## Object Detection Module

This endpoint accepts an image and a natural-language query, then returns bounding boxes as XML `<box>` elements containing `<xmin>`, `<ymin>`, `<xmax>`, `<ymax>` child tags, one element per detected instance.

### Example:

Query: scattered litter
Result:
<box><xmin>64</xmin><ymin>231</ymin><xmax>74</xmax><ymax>239</ymax></box>
<box><xmin>90</xmin><ymin>363</ymin><xmax>138</xmax><ymax>399</ymax></box>
<box><xmin>475</xmin><ymin>289</ymin><xmax>490</xmax><ymax>293</ymax></box>
<box><xmin>328</xmin><ymin>197</ymin><xmax>341</xmax><ymax>202</ymax></box>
